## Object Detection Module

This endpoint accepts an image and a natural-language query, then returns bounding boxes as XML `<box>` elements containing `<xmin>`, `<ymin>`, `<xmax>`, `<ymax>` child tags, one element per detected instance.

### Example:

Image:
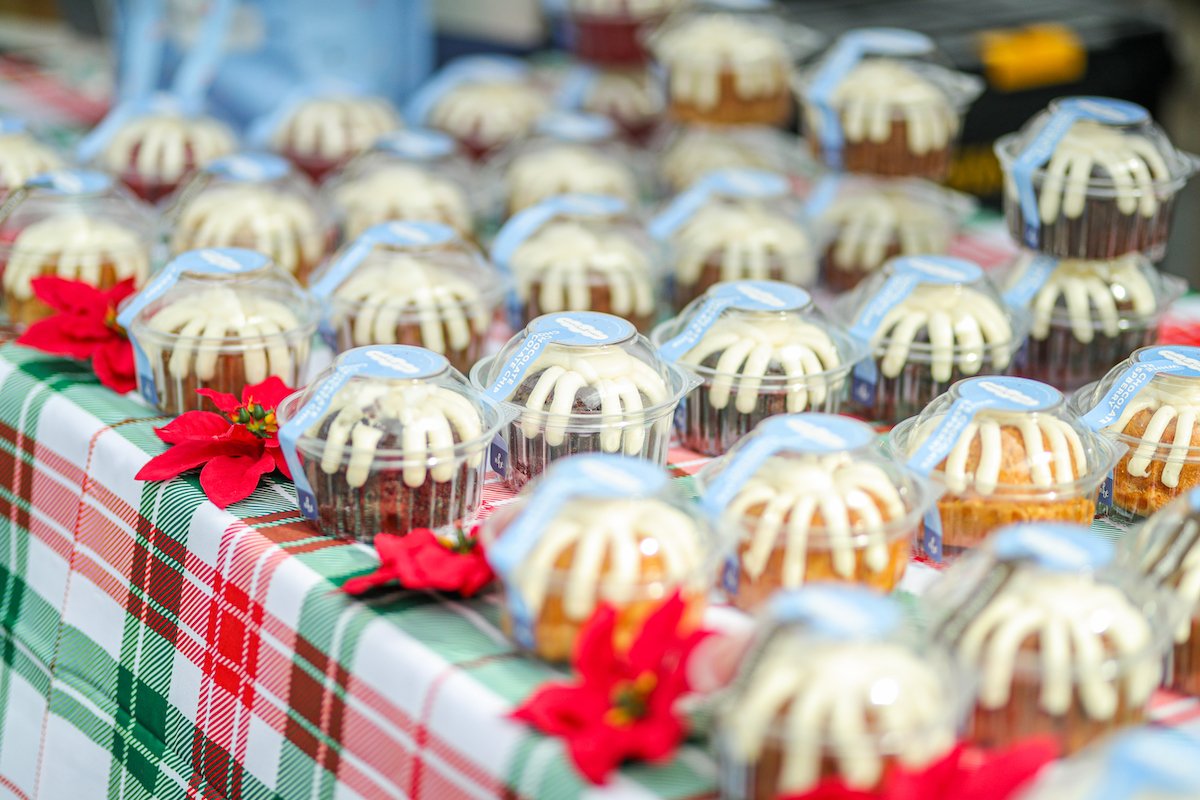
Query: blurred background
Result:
<box><xmin>0</xmin><ymin>0</ymin><xmax>1194</xmax><ymax>277</ymax></box>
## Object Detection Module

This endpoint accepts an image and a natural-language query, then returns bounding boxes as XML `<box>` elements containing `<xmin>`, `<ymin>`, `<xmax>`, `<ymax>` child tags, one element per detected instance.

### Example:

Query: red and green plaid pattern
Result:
<box><xmin>1</xmin><ymin>333</ymin><xmax>1198</xmax><ymax>800</ymax></box>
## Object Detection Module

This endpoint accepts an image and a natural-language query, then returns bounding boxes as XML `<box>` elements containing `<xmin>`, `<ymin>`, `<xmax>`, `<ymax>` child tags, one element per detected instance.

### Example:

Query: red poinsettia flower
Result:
<box><xmin>17</xmin><ymin>276</ymin><xmax>137</xmax><ymax>393</ymax></box>
<box><xmin>135</xmin><ymin>377</ymin><xmax>293</xmax><ymax>508</ymax></box>
<box><xmin>511</xmin><ymin>592</ymin><xmax>707</xmax><ymax>785</ymax></box>
<box><xmin>781</xmin><ymin>738</ymin><xmax>1059</xmax><ymax>800</ymax></box>
<box><xmin>342</xmin><ymin>527</ymin><xmax>494</xmax><ymax>597</ymax></box>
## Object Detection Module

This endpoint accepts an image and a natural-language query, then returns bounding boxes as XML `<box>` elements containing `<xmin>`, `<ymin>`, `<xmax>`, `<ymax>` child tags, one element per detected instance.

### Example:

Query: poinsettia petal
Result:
<box><xmin>511</xmin><ymin>684</ymin><xmax>608</xmax><ymax>738</ymax></box>
<box><xmin>135</xmin><ymin>437</ymin><xmax>255</xmax><ymax>481</ymax></box>
<box><xmin>628</xmin><ymin>593</ymin><xmax>685</xmax><ymax>674</ymax></box>
<box><xmin>242</xmin><ymin>375</ymin><xmax>294</xmax><ymax>409</ymax></box>
<box><xmin>199</xmin><ymin>450</ymin><xmax>275</xmax><ymax>508</ymax></box>
<box><xmin>30</xmin><ymin>276</ymin><xmax>106</xmax><ymax>314</ymax></box>
<box><xmin>956</xmin><ymin>739</ymin><xmax>1058</xmax><ymax>800</ymax></box>
<box><xmin>573</xmin><ymin>605</ymin><xmax>620</xmax><ymax>684</ymax></box>
<box><xmin>92</xmin><ymin>339</ymin><xmax>137</xmax><ymax>394</ymax></box>
<box><xmin>154</xmin><ymin>411</ymin><xmax>232</xmax><ymax>444</ymax></box>
<box><xmin>102</xmin><ymin>278</ymin><xmax>138</xmax><ymax>306</ymax></box>
<box><xmin>17</xmin><ymin>317</ymin><xmax>99</xmax><ymax>359</ymax></box>
<box><xmin>195</xmin><ymin>388</ymin><xmax>241</xmax><ymax>414</ymax></box>
<box><xmin>627</xmin><ymin>716</ymin><xmax>685</xmax><ymax>763</ymax></box>
<box><xmin>265</xmin><ymin>442</ymin><xmax>292</xmax><ymax>479</ymax></box>
<box><xmin>564</xmin><ymin>724</ymin><xmax>626</xmax><ymax>785</ymax></box>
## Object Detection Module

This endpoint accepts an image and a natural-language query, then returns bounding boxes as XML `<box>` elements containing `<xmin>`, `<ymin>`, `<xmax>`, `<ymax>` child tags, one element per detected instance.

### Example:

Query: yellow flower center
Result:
<box><xmin>232</xmin><ymin>400</ymin><xmax>278</xmax><ymax>437</ymax></box>
<box><xmin>103</xmin><ymin>305</ymin><xmax>125</xmax><ymax>336</ymax></box>
<box><xmin>603</xmin><ymin>671</ymin><xmax>658</xmax><ymax>727</ymax></box>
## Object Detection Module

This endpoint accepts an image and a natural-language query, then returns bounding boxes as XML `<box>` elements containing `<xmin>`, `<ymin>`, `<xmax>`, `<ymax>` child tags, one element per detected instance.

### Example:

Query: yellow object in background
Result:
<box><xmin>980</xmin><ymin>24</ymin><xmax>1087</xmax><ymax>92</ymax></box>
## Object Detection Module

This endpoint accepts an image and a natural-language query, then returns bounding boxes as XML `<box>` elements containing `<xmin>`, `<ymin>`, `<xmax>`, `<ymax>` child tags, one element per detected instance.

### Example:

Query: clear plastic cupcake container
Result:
<box><xmin>646</xmin><ymin>3</ymin><xmax>821</xmax><ymax>127</ymax></box>
<box><xmin>1018</xmin><ymin>728</ymin><xmax>1200</xmax><ymax>800</ymax></box>
<box><xmin>1004</xmin><ymin>250</ymin><xmax>1185</xmax><ymax>393</ymax></box>
<box><xmin>567</xmin><ymin>0</ymin><xmax>681</xmax><ymax>66</ymax></box>
<box><xmin>925</xmin><ymin>522</ymin><xmax>1172</xmax><ymax>755</ymax></box>
<box><xmin>324</xmin><ymin>128</ymin><xmax>478</xmax><ymax>241</ymax></box>
<box><xmin>559</xmin><ymin>65</ymin><xmax>666</xmax><ymax>145</ymax></box>
<box><xmin>810</xmin><ymin>174</ymin><xmax>976</xmax><ymax>292</ymax></box>
<box><xmin>694</xmin><ymin>414</ymin><xmax>937</xmax><ymax>610</ymax></box>
<box><xmin>480</xmin><ymin>454</ymin><xmax>719</xmax><ymax>662</ymax></box>
<box><xmin>649</xmin><ymin>168</ymin><xmax>817</xmax><ymax>310</ymax></box>
<box><xmin>0</xmin><ymin>117</ymin><xmax>62</xmax><ymax>199</ymax></box>
<box><xmin>491</xmin><ymin>193</ymin><xmax>662</xmax><ymax>331</ymax></box>
<box><xmin>996</xmin><ymin>96</ymin><xmax>1198</xmax><ymax>261</ymax></box>
<box><xmin>164</xmin><ymin>152</ymin><xmax>335</xmax><ymax>285</ymax></box>
<box><xmin>0</xmin><ymin>169</ymin><xmax>155</xmax><ymax>328</ymax></box>
<box><xmin>118</xmin><ymin>247</ymin><xmax>319</xmax><ymax>415</ymax></box>
<box><xmin>715</xmin><ymin>586</ymin><xmax>971</xmax><ymax>798</ymax></box>
<box><xmin>277</xmin><ymin>345</ymin><xmax>509</xmax><ymax>541</ymax></box>
<box><xmin>264</xmin><ymin>93</ymin><xmax>401</xmax><ymax>182</ymax></box>
<box><xmin>470</xmin><ymin>311</ymin><xmax>696</xmax><ymax>490</ymax></box>
<box><xmin>497</xmin><ymin>111</ymin><xmax>642</xmax><ymax>217</ymax></box>
<box><xmin>837</xmin><ymin>255</ymin><xmax>1029</xmax><ymax>426</ymax></box>
<box><xmin>652</xmin><ymin>280</ymin><xmax>866</xmax><ymax>455</ymax></box>
<box><xmin>1123</xmin><ymin>488</ymin><xmax>1200</xmax><ymax>695</ymax></box>
<box><xmin>308</xmin><ymin>221</ymin><xmax>507</xmax><ymax>374</ymax></box>
<box><xmin>890</xmin><ymin>376</ymin><xmax>1121</xmax><ymax>561</ymax></box>
<box><xmin>1071</xmin><ymin>345</ymin><xmax>1200</xmax><ymax>524</ymax></box>
<box><xmin>656</xmin><ymin>123</ymin><xmax>809</xmax><ymax>194</ymax></box>
<box><xmin>794</xmin><ymin>28</ymin><xmax>982</xmax><ymax>180</ymax></box>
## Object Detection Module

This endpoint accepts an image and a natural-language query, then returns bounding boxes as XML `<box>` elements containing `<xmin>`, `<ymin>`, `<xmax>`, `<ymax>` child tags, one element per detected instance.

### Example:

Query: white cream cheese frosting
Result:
<box><xmin>655</xmin><ymin>15</ymin><xmax>790</xmax><ymax>108</ymax></box>
<box><xmin>871</xmin><ymin>284</ymin><xmax>1013</xmax><ymax>382</ymax></box>
<box><xmin>728</xmin><ymin>454</ymin><xmax>905</xmax><ymax>584</ymax></box>
<box><xmin>332</xmin><ymin>253</ymin><xmax>491</xmax><ymax>354</ymax></box>
<box><xmin>583</xmin><ymin>71</ymin><xmax>662</xmax><ymax>124</ymax></box>
<box><xmin>1106</xmin><ymin>383</ymin><xmax>1200</xmax><ymax>490</ymax></box>
<box><xmin>727</xmin><ymin>636</ymin><xmax>955</xmax><ymax>792</ymax></box>
<box><xmin>957</xmin><ymin>570</ymin><xmax>1160</xmax><ymax>719</ymax></box>
<box><xmin>144</xmin><ymin>287</ymin><xmax>301</xmax><ymax>382</ymax></box>
<box><xmin>101</xmin><ymin>113</ymin><xmax>236</xmax><ymax>184</ymax></box>
<box><xmin>509</xmin><ymin>496</ymin><xmax>705</xmax><ymax>620</ymax></box>
<box><xmin>510</xmin><ymin>220</ymin><xmax>655</xmax><ymax>320</ymax></box>
<box><xmin>675</xmin><ymin>202</ymin><xmax>815</xmax><ymax>289</ymax></box>
<box><xmin>516</xmin><ymin>344</ymin><xmax>671</xmax><ymax>453</ymax></box>
<box><xmin>570</xmin><ymin>0</ymin><xmax>680</xmax><ymax>17</ymax></box>
<box><xmin>909</xmin><ymin>411</ymin><xmax>1086</xmax><ymax>495</ymax></box>
<box><xmin>429</xmin><ymin>81</ymin><xmax>549</xmax><ymax>149</ymax></box>
<box><xmin>661</xmin><ymin>130</ymin><xmax>769</xmax><ymax>191</ymax></box>
<box><xmin>171</xmin><ymin>185</ymin><xmax>325</xmax><ymax>276</ymax></box>
<box><xmin>806</xmin><ymin>60</ymin><xmax>957</xmax><ymax>155</ymax></box>
<box><xmin>333</xmin><ymin>163</ymin><xmax>473</xmax><ymax>240</ymax></box>
<box><xmin>679</xmin><ymin>315</ymin><xmax>840</xmax><ymax>412</ymax></box>
<box><xmin>273</xmin><ymin>96</ymin><xmax>399</xmax><ymax>161</ymax></box>
<box><xmin>4</xmin><ymin>214</ymin><xmax>149</xmax><ymax>299</ymax></box>
<box><xmin>822</xmin><ymin>192</ymin><xmax>953</xmax><ymax>273</ymax></box>
<box><xmin>313</xmin><ymin>379</ymin><xmax>484</xmax><ymax>488</ymax></box>
<box><xmin>0</xmin><ymin>133</ymin><xmax>61</xmax><ymax>190</ymax></box>
<box><xmin>1021</xmin><ymin>256</ymin><xmax>1158</xmax><ymax>343</ymax></box>
<box><xmin>507</xmin><ymin>145</ymin><xmax>638</xmax><ymax>213</ymax></box>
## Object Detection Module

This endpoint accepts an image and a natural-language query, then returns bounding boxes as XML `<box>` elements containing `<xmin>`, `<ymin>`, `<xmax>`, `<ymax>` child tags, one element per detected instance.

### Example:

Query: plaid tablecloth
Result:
<box><xmin>2</xmin><ymin>334</ymin><xmax>1199</xmax><ymax>800</ymax></box>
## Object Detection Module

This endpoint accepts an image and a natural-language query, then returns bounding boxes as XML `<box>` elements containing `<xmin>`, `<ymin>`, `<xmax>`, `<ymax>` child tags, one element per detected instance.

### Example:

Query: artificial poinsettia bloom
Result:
<box><xmin>511</xmin><ymin>592</ymin><xmax>707</xmax><ymax>785</ymax></box>
<box><xmin>342</xmin><ymin>527</ymin><xmax>494</xmax><ymax>597</ymax></box>
<box><xmin>17</xmin><ymin>276</ymin><xmax>137</xmax><ymax>393</ymax></box>
<box><xmin>135</xmin><ymin>377</ymin><xmax>294</xmax><ymax>508</ymax></box>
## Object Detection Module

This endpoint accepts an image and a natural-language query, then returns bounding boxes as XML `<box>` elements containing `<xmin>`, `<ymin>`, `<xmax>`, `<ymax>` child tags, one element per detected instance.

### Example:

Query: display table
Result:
<box><xmin>1</xmin><ymin>343</ymin><xmax>1198</xmax><ymax>800</ymax></box>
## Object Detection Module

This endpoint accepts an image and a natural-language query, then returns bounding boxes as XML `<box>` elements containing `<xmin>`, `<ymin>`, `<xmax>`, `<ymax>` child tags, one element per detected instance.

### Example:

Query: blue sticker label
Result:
<box><xmin>373</xmin><ymin>129</ymin><xmax>456</xmax><ymax>162</ymax></box>
<box><xmin>1002</xmin><ymin>254</ymin><xmax>1060</xmax><ymax>309</ymax></box>
<box><xmin>701</xmin><ymin>413</ymin><xmax>876</xmax><ymax>516</ymax></box>
<box><xmin>922</xmin><ymin>507</ymin><xmax>944</xmax><ymax>562</ymax></box>
<box><xmin>1079</xmin><ymin>346</ymin><xmax>1200</xmax><ymax>431</ymax></box>
<box><xmin>485</xmin><ymin>312</ymin><xmax>637</xmax><ymax>401</ymax></box>
<box><xmin>802</xmin><ymin>172</ymin><xmax>844</xmax><ymax>219</ymax></box>
<box><xmin>310</xmin><ymin>220</ymin><xmax>457</xmax><ymax>300</ymax></box>
<box><xmin>0</xmin><ymin>117</ymin><xmax>27</xmax><ymax>136</ymax></box>
<box><xmin>555</xmin><ymin>65</ymin><xmax>598</xmax><ymax>110</ymax></box>
<box><xmin>1099</xmin><ymin>470</ymin><xmax>1114</xmax><ymax>511</ymax></box>
<box><xmin>647</xmin><ymin>168</ymin><xmax>790</xmax><ymax>241</ymax></box>
<box><xmin>278</xmin><ymin>345</ymin><xmax>451</xmax><ymax>519</ymax></box>
<box><xmin>765</xmin><ymin>585</ymin><xmax>904</xmax><ymax>639</ymax></box>
<box><xmin>1010</xmin><ymin>97</ymin><xmax>1150</xmax><ymax>248</ymax></box>
<box><xmin>118</xmin><ymin>248</ymin><xmax>273</xmax><ymax>406</ymax></box>
<box><xmin>907</xmin><ymin>376</ymin><xmax>1063</xmax><ymax>476</ymax></box>
<box><xmin>486</xmin><ymin>454</ymin><xmax>670</xmax><ymax>648</ymax></box>
<box><xmin>721</xmin><ymin>555</ymin><xmax>739</xmax><ymax>595</ymax></box>
<box><xmin>491</xmin><ymin>194</ymin><xmax>627</xmax><ymax>270</ymax></box>
<box><xmin>849</xmin><ymin>256</ymin><xmax>983</xmax><ymax>342</ymax></box>
<box><xmin>1089</xmin><ymin>730</ymin><xmax>1200</xmax><ymax>800</ymax></box>
<box><xmin>205</xmin><ymin>152</ymin><xmax>290</xmax><ymax>183</ymax></box>
<box><xmin>851</xmin><ymin>363</ymin><xmax>878</xmax><ymax>407</ymax></box>
<box><xmin>26</xmin><ymin>169</ymin><xmax>113</xmax><ymax>195</ymax></box>
<box><xmin>535</xmin><ymin>111</ymin><xmax>616</xmax><ymax>143</ymax></box>
<box><xmin>405</xmin><ymin>55</ymin><xmax>529</xmax><ymax>126</ymax></box>
<box><xmin>658</xmin><ymin>280</ymin><xmax>811</xmax><ymax>362</ymax></box>
<box><xmin>991</xmin><ymin>522</ymin><xmax>1115</xmax><ymax>571</ymax></box>
<box><xmin>488</xmin><ymin>432</ymin><xmax>509</xmax><ymax>477</ymax></box>
<box><xmin>806</xmin><ymin>28</ymin><xmax>935</xmax><ymax>169</ymax></box>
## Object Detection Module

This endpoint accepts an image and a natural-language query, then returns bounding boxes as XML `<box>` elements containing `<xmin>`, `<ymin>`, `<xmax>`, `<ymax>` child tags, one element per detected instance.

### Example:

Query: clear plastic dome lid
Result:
<box><xmin>568</xmin><ymin>0</ymin><xmax>684</xmax><ymax>19</ymax></box>
<box><xmin>838</xmin><ymin>255</ymin><xmax>1027</xmax><ymax>381</ymax></box>
<box><xmin>996</xmin><ymin>97</ymin><xmax>1197</xmax><ymax>247</ymax></box>
<box><xmin>696</xmin><ymin>412</ymin><xmax>936</xmax><ymax>546</ymax></box>
<box><xmin>276</xmin><ymin>344</ymin><xmax>508</xmax><ymax>520</ymax></box>
<box><xmin>480</xmin><ymin>453</ymin><xmax>720</xmax><ymax>647</ymax></box>
<box><xmin>1124</xmin><ymin>487</ymin><xmax>1200</xmax><ymax>630</ymax></box>
<box><xmin>794</xmin><ymin>28</ymin><xmax>983</xmax><ymax>168</ymax></box>
<box><xmin>924</xmin><ymin>522</ymin><xmax>1170</xmax><ymax>714</ymax></box>
<box><xmin>0</xmin><ymin>169</ymin><xmax>156</xmax><ymax>298</ymax></box>
<box><xmin>652</xmin><ymin>280</ymin><xmax>865</xmax><ymax>402</ymax></box>
<box><xmin>0</xmin><ymin>117</ymin><xmax>62</xmax><ymax>193</ymax></box>
<box><xmin>117</xmin><ymin>247</ymin><xmax>319</xmax><ymax>402</ymax></box>
<box><xmin>890</xmin><ymin>375</ymin><xmax>1120</xmax><ymax>500</ymax></box>
<box><xmin>717</xmin><ymin>585</ymin><xmax>969</xmax><ymax>794</ymax></box>
<box><xmin>808</xmin><ymin>174</ymin><xmax>976</xmax><ymax>250</ymax></box>
<box><xmin>648</xmin><ymin>167</ymin><xmax>801</xmax><ymax>242</ymax></box>
<box><xmin>1019</xmin><ymin>728</ymin><xmax>1200</xmax><ymax>800</ymax></box>
<box><xmin>307</xmin><ymin>220</ymin><xmax>507</xmax><ymax>339</ymax></box>
<box><xmin>1002</xmin><ymin>250</ymin><xmax>1186</xmax><ymax>341</ymax></box>
<box><xmin>657</xmin><ymin>124</ymin><xmax>812</xmax><ymax>192</ymax></box>
<box><xmin>267</xmin><ymin>93</ymin><xmax>400</xmax><ymax>160</ymax></box>
<box><xmin>647</xmin><ymin>2</ymin><xmax>823</xmax><ymax>71</ymax></box>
